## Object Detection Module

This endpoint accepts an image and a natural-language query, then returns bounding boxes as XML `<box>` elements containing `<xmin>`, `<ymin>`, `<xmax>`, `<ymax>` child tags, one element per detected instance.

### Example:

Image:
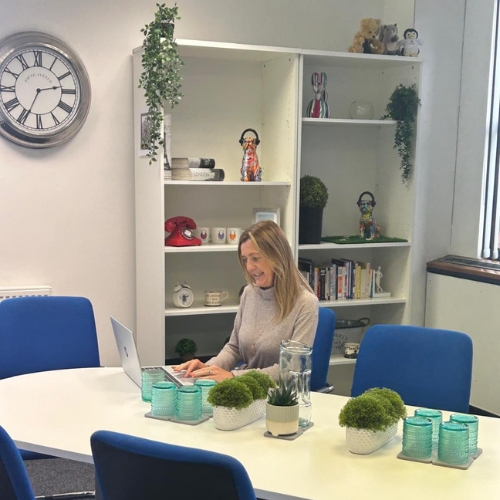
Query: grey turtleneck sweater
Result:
<box><xmin>206</xmin><ymin>285</ymin><xmax>319</xmax><ymax>381</ymax></box>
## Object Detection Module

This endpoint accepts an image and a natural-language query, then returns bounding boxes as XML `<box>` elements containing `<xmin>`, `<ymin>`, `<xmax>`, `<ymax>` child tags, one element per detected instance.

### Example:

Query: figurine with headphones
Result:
<box><xmin>357</xmin><ymin>191</ymin><xmax>381</xmax><ymax>239</ymax></box>
<box><xmin>239</xmin><ymin>128</ymin><xmax>261</xmax><ymax>182</ymax></box>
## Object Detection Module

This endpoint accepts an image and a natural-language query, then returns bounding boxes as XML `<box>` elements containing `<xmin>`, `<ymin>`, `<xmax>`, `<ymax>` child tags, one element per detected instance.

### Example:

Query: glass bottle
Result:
<box><xmin>279</xmin><ymin>340</ymin><xmax>312</xmax><ymax>427</ymax></box>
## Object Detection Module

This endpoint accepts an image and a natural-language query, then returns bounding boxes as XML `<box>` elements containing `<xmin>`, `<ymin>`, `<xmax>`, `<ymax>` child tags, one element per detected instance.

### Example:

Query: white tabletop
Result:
<box><xmin>0</xmin><ymin>367</ymin><xmax>498</xmax><ymax>500</ymax></box>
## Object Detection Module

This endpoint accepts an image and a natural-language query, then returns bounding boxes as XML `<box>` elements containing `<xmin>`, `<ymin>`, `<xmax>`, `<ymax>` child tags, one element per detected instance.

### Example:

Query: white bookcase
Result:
<box><xmin>133</xmin><ymin>40</ymin><xmax>422</xmax><ymax>367</ymax></box>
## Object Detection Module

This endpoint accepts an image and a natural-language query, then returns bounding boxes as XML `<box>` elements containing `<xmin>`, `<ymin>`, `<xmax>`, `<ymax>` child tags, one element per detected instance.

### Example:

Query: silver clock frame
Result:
<box><xmin>0</xmin><ymin>31</ymin><xmax>91</xmax><ymax>148</ymax></box>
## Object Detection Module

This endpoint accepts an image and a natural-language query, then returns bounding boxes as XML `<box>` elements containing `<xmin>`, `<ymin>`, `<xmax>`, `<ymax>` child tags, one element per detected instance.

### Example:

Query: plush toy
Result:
<box><xmin>379</xmin><ymin>24</ymin><xmax>399</xmax><ymax>55</ymax></box>
<box><xmin>348</xmin><ymin>18</ymin><xmax>385</xmax><ymax>55</ymax></box>
<box><xmin>397</xmin><ymin>28</ymin><xmax>423</xmax><ymax>57</ymax></box>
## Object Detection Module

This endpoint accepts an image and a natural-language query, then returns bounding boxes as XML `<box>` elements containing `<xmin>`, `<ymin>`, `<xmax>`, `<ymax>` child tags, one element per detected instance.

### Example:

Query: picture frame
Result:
<box><xmin>253</xmin><ymin>208</ymin><xmax>281</xmax><ymax>226</ymax></box>
<box><xmin>139</xmin><ymin>110</ymin><xmax>153</xmax><ymax>157</ymax></box>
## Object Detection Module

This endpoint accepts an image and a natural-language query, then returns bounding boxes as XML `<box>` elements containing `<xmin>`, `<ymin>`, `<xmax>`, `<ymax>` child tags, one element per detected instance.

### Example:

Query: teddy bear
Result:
<box><xmin>397</xmin><ymin>28</ymin><xmax>423</xmax><ymax>57</ymax></box>
<box><xmin>379</xmin><ymin>24</ymin><xmax>399</xmax><ymax>55</ymax></box>
<box><xmin>348</xmin><ymin>18</ymin><xmax>385</xmax><ymax>55</ymax></box>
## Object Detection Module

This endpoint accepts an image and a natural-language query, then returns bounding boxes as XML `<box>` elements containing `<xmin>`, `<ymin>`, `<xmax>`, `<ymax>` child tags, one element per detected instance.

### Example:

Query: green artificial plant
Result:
<box><xmin>139</xmin><ymin>3</ymin><xmax>184</xmax><ymax>164</ymax></box>
<box><xmin>267</xmin><ymin>377</ymin><xmax>299</xmax><ymax>407</ymax></box>
<box><xmin>338</xmin><ymin>388</ymin><xmax>406</xmax><ymax>431</ymax></box>
<box><xmin>174</xmin><ymin>338</ymin><xmax>197</xmax><ymax>360</ymax></box>
<box><xmin>299</xmin><ymin>175</ymin><xmax>329</xmax><ymax>209</ymax></box>
<box><xmin>207</xmin><ymin>379</ymin><xmax>253</xmax><ymax>410</ymax></box>
<box><xmin>381</xmin><ymin>84</ymin><xmax>421</xmax><ymax>183</ymax></box>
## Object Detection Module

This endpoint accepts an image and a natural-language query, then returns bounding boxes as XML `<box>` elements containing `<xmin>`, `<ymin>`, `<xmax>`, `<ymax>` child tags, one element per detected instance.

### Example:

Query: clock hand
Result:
<box><xmin>36</xmin><ymin>85</ymin><xmax>62</xmax><ymax>92</ymax></box>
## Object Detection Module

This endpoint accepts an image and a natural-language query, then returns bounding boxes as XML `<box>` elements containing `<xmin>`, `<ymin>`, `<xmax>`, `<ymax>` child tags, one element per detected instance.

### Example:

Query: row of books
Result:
<box><xmin>298</xmin><ymin>257</ymin><xmax>387</xmax><ymax>301</ymax></box>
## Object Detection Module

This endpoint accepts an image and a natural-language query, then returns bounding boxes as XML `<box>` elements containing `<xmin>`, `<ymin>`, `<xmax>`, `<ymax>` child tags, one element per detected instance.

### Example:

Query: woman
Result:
<box><xmin>174</xmin><ymin>220</ymin><xmax>319</xmax><ymax>382</ymax></box>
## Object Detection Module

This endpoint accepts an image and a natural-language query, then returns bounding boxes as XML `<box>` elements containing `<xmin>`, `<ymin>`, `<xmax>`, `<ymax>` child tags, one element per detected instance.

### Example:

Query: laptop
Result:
<box><xmin>110</xmin><ymin>316</ymin><xmax>193</xmax><ymax>388</ymax></box>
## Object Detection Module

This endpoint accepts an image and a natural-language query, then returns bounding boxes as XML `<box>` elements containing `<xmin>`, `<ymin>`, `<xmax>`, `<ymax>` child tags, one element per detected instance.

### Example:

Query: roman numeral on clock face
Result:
<box><xmin>36</xmin><ymin>114</ymin><xmax>43</xmax><ymax>129</ymax></box>
<box><xmin>4</xmin><ymin>67</ymin><xmax>19</xmax><ymax>79</ymax></box>
<box><xmin>33</xmin><ymin>51</ymin><xmax>43</xmax><ymax>67</ymax></box>
<box><xmin>57</xmin><ymin>101</ymin><xmax>73</xmax><ymax>114</ymax></box>
<box><xmin>0</xmin><ymin>85</ymin><xmax>16</xmax><ymax>92</ymax></box>
<box><xmin>51</xmin><ymin>112</ymin><xmax>60</xmax><ymax>125</ymax></box>
<box><xmin>17</xmin><ymin>108</ymin><xmax>30</xmax><ymax>124</ymax></box>
<box><xmin>4</xmin><ymin>97</ymin><xmax>19</xmax><ymax>112</ymax></box>
<box><xmin>61</xmin><ymin>88</ymin><xmax>76</xmax><ymax>95</ymax></box>
<box><xmin>16</xmin><ymin>54</ymin><xmax>29</xmax><ymax>70</ymax></box>
<box><xmin>58</xmin><ymin>71</ymin><xmax>71</xmax><ymax>81</ymax></box>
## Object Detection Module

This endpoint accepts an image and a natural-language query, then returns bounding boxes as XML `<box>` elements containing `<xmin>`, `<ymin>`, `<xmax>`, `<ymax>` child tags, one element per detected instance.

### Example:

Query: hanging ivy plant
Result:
<box><xmin>139</xmin><ymin>3</ymin><xmax>184</xmax><ymax>164</ymax></box>
<box><xmin>381</xmin><ymin>84</ymin><xmax>421</xmax><ymax>183</ymax></box>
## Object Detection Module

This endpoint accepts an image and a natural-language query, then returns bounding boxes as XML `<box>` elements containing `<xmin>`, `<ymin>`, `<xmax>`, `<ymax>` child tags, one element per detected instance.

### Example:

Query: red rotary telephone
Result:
<box><xmin>164</xmin><ymin>216</ymin><xmax>202</xmax><ymax>247</ymax></box>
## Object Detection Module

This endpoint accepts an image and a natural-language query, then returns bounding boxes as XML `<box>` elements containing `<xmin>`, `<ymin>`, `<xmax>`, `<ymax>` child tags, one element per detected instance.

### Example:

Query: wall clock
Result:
<box><xmin>0</xmin><ymin>31</ymin><xmax>91</xmax><ymax>148</ymax></box>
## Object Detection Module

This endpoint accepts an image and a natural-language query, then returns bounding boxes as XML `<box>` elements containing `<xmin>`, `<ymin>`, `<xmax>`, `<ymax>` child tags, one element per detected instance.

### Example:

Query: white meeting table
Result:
<box><xmin>0</xmin><ymin>367</ymin><xmax>499</xmax><ymax>500</ymax></box>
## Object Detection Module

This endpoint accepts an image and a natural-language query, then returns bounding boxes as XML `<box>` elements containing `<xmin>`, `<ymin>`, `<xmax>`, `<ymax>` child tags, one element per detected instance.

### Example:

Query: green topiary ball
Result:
<box><xmin>237</xmin><ymin>375</ymin><xmax>266</xmax><ymax>400</ymax></box>
<box><xmin>241</xmin><ymin>370</ymin><xmax>276</xmax><ymax>393</ymax></box>
<box><xmin>363</xmin><ymin>388</ymin><xmax>407</xmax><ymax>423</ymax></box>
<box><xmin>338</xmin><ymin>394</ymin><xmax>394</xmax><ymax>431</ymax></box>
<box><xmin>206</xmin><ymin>379</ymin><xmax>253</xmax><ymax>410</ymax></box>
<box><xmin>300</xmin><ymin>175</ymin><xmax>329</xmax><ymax>209</ymax></box>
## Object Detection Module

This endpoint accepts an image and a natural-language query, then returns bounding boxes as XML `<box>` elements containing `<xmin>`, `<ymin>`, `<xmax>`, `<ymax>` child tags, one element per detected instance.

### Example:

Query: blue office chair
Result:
<box><xmin>351</xmin><ymin>324</ymin><xmax>473</xmax><ymax>413</ymax></box>
<box><xmin>90</xmin><ymin>431</ymin><xmax>257</xmax><ymax>500</ymax></box>
<box><xmin>0</xmin><ymin>296</ymin><xmax>100</xmax><ymax>462</ymax></box>
<box><xmin>0</xmin><ymin>425</ymin><xmax>35</xmax><ymax>500</ymax></box>
<box><xmin>311</xmin><ymin>307</ymin><xmax>336</xmax><ymax>393</ymax></box>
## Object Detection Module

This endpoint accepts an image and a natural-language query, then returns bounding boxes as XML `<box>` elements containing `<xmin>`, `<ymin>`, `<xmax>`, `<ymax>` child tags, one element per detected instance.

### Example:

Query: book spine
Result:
<box><xmin>172</xmin><ymin>158</ymin><xmax>216</xmax><ymax>168</ymax></box>
<box><xmin>170</xmin><ymin>168</ymin><xmax>225</xmax><ymax>181</ymax></box>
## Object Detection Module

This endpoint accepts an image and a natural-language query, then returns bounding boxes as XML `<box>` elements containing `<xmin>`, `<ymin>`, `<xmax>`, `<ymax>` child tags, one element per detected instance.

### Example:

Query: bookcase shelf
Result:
<box><xmin>133</xmin><ymin>39</ymin><xmax>422</xmax><ymax>366</ymax></box>
<box><xmin>329</xmin><ymin>355</ymin><xmax>357</xmax><ymax>366</ymax></box>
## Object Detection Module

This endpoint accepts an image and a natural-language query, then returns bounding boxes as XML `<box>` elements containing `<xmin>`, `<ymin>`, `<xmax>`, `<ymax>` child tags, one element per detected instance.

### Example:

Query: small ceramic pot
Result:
<box><xmin>266</xmin><ymin>403</ymin><xmax>300</xmax><ymax>437</ymax></box>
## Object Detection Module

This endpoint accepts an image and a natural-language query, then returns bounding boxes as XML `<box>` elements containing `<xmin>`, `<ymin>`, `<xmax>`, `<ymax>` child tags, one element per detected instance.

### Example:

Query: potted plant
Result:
<box><xmin>207</xmin><ymin>371</ymin><xmax>276</xmax><ymax>431</ymax></box>
<box><xmin>174</xmin><ymin>338</ymin><xmax>197</xmax><ymax>362</ymax></box>
<box><xmin>381</xmin><ymin>83</ymin><xmax>421</xmax><ymax>183</ymax></box>
<box><xmin>338</xmin><ymin>387</ymin><xmax>406</xmax><ymax>454</ymax></box>
<box><xmin>139</xmin><ymin>3</ymin><xmax>184</xmax><ymax>164</ymax></box>
<box><xmin>266</xmin><ymin>378</ymin><xmax>299</xmax><ymax>437</ymax></box>
<box><xmin>299</xmin><ymin>175</ymin><xmax>329</xmax><ymax>244</ymax></box>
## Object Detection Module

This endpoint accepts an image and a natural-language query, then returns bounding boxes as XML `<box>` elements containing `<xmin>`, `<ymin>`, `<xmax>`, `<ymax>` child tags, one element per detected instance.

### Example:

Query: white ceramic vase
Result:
<box><xmin>345</xmin><ymin>423</ymin><xmax>398</xmax><ymax>454</ymax></box>
<box><xmin>265</xmin><ymin>403</ymin><xmax>300</xmax><ymax>437</ymax></box>
<box><xmin>213</xmin><ymin>399</ymin><xmax>266</xmax><ymax>431</ymax></box>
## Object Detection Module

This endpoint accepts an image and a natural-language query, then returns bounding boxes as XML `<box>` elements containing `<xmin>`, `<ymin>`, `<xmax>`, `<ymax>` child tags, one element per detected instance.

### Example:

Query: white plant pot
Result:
<box><xmin>213</xmin><ymin>399</ymin><xmax>266</xmax><ymax>431</ymax></box>
<box><xmin>345</xmin><ymin>423</ymin><xmax>398</xmax><ymax>454</ymax></box>
<box><xmin>266</xmin><ymin>403</ymin><xmax>299</xmax><ymax>437</ymax></box>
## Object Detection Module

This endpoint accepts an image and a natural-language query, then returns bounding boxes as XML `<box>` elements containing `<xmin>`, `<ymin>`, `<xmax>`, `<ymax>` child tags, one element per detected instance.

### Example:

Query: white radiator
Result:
<box><xmin>0</xmin><ymin>286</ymin><xmax>53</xmax><ymax>302</ymax></box>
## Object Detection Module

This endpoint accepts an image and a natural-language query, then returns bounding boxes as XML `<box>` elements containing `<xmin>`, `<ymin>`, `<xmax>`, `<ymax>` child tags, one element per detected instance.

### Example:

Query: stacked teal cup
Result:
<box><xmin>151</xmin><ymin>381</ymin><xmax>177</xmax><ymax>417</ymax></box>
<box><xmin>402</xmin><ymin>416</ymin><xmax>433</xmax><ymax>459</ymax></box>
<box><xmin>450</xmin><ymin>414</ymin><xmax>478</xmax><ymax>456</ymax></box>
<box><xmin>176</xmin><ymin>386</ymin><xmax>202</xmax><ymax>421</ymax></box>
<box><xmin>414</xmin><ymin>408</ymin><xmax>442</xmax><ymax>447</ymax></box>
<box><xmin>194</xmin><ymin>379</ymin><xmax>216</xmax><ymax>415</ymax></box>
<box><xmin>438</xmin><ymin>421</ymin><xmax>469</xmax><ymax>465</ymax></box>
<box><xmin>141</xmin><ymin>369</ymin><xmax>166</xmax><ymax>402</ymax></box>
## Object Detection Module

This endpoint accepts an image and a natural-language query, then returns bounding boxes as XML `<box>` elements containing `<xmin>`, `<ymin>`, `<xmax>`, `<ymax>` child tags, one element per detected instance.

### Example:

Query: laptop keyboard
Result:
<box><xmin>142</xmin><ymin>366</ymin><xmax>183</xmax><ymax>388</ymax></box>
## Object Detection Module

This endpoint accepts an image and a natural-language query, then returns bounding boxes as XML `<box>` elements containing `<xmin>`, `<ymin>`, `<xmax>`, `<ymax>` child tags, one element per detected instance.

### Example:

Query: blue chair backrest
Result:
<box><xmin>351</xmin><ymin>324</ymin><xmax>473</xmax><ymax>413</ymax></box>
<box><xmin>0</xmin><ymin>426</ymin><xmax>35</xmax><ymax>500</ymax></box>
<box><xmin>0</xmin><ymin>296</ymin><xmax>100</xmax><ymax>379</ymax></box>
<box><xmin>91</xmin><ymin>430</ymin><xmax>257</xmax><ymax>500</ymax></box>
<box><xmin>311</xmin><ymin>308</ymin><xmax>336</xmax><ymax>391</ymax></box>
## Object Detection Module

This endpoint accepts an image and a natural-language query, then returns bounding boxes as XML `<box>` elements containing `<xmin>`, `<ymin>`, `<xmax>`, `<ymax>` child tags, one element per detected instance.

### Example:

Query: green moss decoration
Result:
<box><xmin>139</xmin><ymin>3</ymin><xmax>184</xmax><ymax>164</ymax></box>
<box><xmin>381</xmin><ymin>84</ymin><xmax>421</xmax><ymax>183</ymax></box>
<box><xmin>174</xmin><ymin>338</ymin><xmax>197</xmax><ymax>359</ymax></box>
<box><xmin>206</xmin><ymin>379</ymin><xmax>253</xmax><ymax>410</ymax></box>
<box><xmin>242</xmin><ymin>370</ymin><xmax>276</xmax><ymax>393</ymax></box>
<box><xmin>364</xmin><ymin>388</ymin><xmax>407</xmax><ymax>422</ymax></box>
<box><xmin>237</xmin><ymin>375</ymin><xmax>266</xmax><ymax>400</ymax></box>
<box><xmin>300</xmin><ymin>175</ymin><xmax>329</xmax><ymax>209</ymax></box>
<box><xmin>339</xmin><ymin>388</ymin><xmax>406</xmax><ymax>431</ymax></box>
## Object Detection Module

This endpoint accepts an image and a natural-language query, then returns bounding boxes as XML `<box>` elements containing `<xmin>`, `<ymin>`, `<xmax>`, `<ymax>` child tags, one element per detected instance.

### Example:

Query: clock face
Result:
<box><xmin>174</xmin><ymin>287</ymin><xmax>194</xmax><ymax>308</ymax></box>
<box><xmin>0</xmin><ymin>32</ymin><xmax>91</xmax><ymax>148</ymax></box>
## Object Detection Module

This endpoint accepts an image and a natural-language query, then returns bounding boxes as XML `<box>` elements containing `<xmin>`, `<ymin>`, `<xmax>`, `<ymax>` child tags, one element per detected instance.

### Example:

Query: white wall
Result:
<box><xmin>1</xmin><ymin>0</ymin><xmax>417</xmax><ymax>365</ymax></box>
<box><xmin>410</xmin><ymin>0</ymin><xmax>466</xmax><ymax>324</ymax></box>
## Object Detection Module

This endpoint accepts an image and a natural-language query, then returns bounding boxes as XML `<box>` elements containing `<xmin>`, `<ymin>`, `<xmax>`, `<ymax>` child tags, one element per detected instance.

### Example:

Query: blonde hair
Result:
<box><xmin>238</xmin><ymin>220</ymin><xmax>313</xmax><ymax>322</ymax></box>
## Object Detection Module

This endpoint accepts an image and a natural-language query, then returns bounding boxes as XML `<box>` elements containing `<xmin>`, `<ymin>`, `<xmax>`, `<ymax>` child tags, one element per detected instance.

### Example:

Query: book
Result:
<box><xmin>170</xmin><ymin>168</ymin><xmax>225</xmax><ymax>181</ymax></box>
<box><xmin>171</xmin><ymin>157</ymin><xmax>215</xmax><ymax>169</ymax></box>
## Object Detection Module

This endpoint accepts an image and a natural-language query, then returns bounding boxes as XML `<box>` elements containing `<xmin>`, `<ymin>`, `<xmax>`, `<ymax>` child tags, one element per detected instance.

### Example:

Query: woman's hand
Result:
<box><xmin>190</xmin><ymin>365</ymin><xmax>234</xmax><ymax>382</ymax></box>
<box><xmin>172</xmin><ymin>359</ymin><xmax>206</xmax><ymax>377</ymax></box>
